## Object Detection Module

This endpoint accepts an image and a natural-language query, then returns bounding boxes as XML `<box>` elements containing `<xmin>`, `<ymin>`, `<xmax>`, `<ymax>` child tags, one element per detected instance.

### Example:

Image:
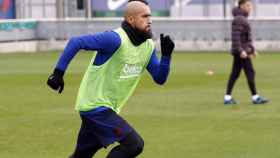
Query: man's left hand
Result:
<box><xmin>249</xmin><ymin>51</ymin><xmax>258</xmax><ymax>59</ymax></box>
<box><xmin>160</xmin><ymin>34</ymin><xmax>175</xmax><ymax>57</ymax></box>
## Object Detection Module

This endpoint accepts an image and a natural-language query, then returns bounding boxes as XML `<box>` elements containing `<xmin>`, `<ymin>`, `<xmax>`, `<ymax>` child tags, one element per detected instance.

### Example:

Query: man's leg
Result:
<box><xmin>243</xmin><ymin>58</ymin><xmax>257</xmax><ymax>95</ymax></box>
<box><xmin>226</xmin><ymin>55</ymin><xmax>242</xmax><ymax>95</ymax></box>
<box><xmin>225</xmin><ymin>55</ymin><xmax>242</xmax><ymax>104</ymax></box>
<box><xmin>243</xmin><ymin>58</ymin><xmax>269</xmax><ymax>104</ymax></box>
<box><xmin>70</xmin><ymin>116</ymin><xmax>103</xmax><ymax>158</ymax></box>
<box><xmin>106</xmin><ymin>130</ymin><xmax>144</xmax><ymax>158</ymax></box>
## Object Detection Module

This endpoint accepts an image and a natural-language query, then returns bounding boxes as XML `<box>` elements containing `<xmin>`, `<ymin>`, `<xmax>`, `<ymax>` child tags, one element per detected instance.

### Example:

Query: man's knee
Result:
<box><xmin>246</xmin><ymin>69</ymin><xmax>255</xmax><ymax>80</ymax></box>
<box><xmin>127</xmin><ymin>137</ymin><xmax>144</xmax><ymax>156</ymax></box>
<box><xmin>121</xmin><ymin>132</ymin><xmax>144</xmax><ymax>157</ymax></box>
<box><xmin>230</xmin><ymin>71</ymin><xmax>240</xmax><ymax>80</ymax></box>
<box><xmin>252</xmin><ymin>69</ymin><xmax>256</xmax><ymax>76</ymax></box>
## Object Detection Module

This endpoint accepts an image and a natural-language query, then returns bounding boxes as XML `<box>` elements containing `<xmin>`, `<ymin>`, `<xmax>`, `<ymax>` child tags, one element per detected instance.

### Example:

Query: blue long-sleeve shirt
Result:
<box><xmin>55</xmin><ymin>31</ymin><xmax>171</xmax><ymax>85</ymax></box>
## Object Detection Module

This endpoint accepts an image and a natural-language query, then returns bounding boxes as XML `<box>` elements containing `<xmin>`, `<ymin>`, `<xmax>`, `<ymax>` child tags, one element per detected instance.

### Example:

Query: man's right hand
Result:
<box><xmin>47</xmin><ymin>68</ymin><xmax>64</xmax><ymax>93</ymax></box>
<box><xmin>240</xmin><ymin>51</ymin><xmax>248</xmax><ymax>59</ymax></box>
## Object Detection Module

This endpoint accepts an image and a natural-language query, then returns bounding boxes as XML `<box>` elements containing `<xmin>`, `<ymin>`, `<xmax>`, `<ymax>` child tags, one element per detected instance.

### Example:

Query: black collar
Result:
<box><xmin>121</xmin><ymin>21</ymin><xmax>152</xmax><ymax>46</ymax></box>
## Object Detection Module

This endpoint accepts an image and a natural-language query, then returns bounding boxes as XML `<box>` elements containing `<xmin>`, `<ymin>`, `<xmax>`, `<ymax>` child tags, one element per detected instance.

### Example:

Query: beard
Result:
<box><xmin>134</xmin><ymin>26</ymin><xmax>153</xmax><ymax>39</ymax></box>
<box><xmin>122</xmin><ymin>21</ymin><xmax>153</xmax><ymax>46</ymax></box>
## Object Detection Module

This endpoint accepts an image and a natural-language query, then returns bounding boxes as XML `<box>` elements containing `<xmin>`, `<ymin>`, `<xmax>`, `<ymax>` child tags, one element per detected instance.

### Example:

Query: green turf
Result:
<box><xmin>0</xmin><ymin>51</ymin><xmax>280</xmax><ymax>158</ymax></box>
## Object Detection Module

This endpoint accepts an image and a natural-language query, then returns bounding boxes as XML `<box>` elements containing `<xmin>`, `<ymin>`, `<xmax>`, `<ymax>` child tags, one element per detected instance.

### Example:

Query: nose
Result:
<box><xmin>148</xmin><ymin>18</ymin><xmax>152</xmax><ymax>25</ymax></box>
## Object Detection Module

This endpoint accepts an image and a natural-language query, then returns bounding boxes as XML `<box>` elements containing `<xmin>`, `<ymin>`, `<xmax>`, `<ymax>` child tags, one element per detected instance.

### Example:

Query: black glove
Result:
<box><xmin>160</xmin><ymin>34</ymin><xmax>175</xmax><ymax>57</ymax></box>
<box><xmin>47</xmin><ymin>68</ymin><xmax>64</xmax><ymax>93</ymax></box>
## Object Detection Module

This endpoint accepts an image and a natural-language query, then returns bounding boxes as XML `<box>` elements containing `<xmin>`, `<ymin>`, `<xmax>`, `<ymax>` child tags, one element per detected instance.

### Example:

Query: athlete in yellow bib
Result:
<box><xmin>47</xmin><ymin>0</ymin><xmax>175</xmax><ymax>158</ymax></box>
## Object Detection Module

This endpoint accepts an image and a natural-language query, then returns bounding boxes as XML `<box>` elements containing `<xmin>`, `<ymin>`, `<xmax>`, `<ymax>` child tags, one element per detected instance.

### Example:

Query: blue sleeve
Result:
<box><xmin>146</xmin><ymin>49</ymin><xmax>171</xmax><ymax>85</ymax></box>
<box><xmin>55</xmin><ymin>31</ymin><xmax>121</xmax><ymax>71</ymax></box>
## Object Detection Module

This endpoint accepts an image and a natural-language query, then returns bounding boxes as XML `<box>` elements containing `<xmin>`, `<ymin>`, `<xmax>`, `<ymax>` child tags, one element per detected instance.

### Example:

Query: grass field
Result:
<box><xmin>0</xmin><ymin>51</ymin><xmax>280</xmax><ymax>158</ymax></box>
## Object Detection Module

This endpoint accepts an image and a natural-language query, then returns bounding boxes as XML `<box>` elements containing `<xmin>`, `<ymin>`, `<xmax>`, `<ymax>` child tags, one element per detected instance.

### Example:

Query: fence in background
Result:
<box><xmin>11</xmin><ymin>0</ymin><xmax>280</xmax><ymax>19</ymax></box>
<box><xmin>1</xmin><ymin>18</ymin><xmax>280</xmax><ymax>52</ymax></box>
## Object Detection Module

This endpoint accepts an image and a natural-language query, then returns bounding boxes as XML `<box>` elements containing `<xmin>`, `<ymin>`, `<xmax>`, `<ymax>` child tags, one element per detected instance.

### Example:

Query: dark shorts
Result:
<box><xmin>78</xmin><ymin>107</ymin><xmax>134</xmax><ymax>147</ymax></box>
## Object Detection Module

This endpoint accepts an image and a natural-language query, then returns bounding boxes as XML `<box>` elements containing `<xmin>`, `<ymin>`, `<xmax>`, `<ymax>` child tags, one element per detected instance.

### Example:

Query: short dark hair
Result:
<box><xmin>128</xmin><ymin>0</ymin><xmax>149</xmax><ymax>5</ymax></box>
<box><xmin>238</xmin><ymin>0</ymin><xmax>251</xmax><ymax>6</ymax></box>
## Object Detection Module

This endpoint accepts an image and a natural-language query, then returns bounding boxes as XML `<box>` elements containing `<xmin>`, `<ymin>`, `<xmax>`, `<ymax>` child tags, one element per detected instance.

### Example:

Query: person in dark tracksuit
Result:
<box><xmin>224</xmin><ymin>0</ymin><xmax>268</xmax><ymax>105</ymax></box>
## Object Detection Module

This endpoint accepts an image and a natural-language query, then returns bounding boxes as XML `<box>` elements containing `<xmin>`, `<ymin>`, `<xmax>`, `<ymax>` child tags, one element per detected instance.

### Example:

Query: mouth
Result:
<box><xmin>146</xmin><ymin>25</ymin><xmax>151</xmax><ymax>31</ymax></box>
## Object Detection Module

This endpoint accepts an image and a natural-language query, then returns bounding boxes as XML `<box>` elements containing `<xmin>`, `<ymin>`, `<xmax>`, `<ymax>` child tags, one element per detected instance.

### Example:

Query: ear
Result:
<box><xmin>127</xmin><ymin>15</ymin><xmax>135</xmax><ymax>25</ymax></box>
<box><xmin>240</xmin><ymin>5</ymin><xmax>245</xmax><ymax>11</ymax></box>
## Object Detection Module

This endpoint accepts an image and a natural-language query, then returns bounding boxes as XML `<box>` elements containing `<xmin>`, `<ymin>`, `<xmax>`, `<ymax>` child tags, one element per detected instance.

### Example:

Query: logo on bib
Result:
<box><xmin>120</xmin><ymin>63</ymin><xmax>142</xmax><ymax>79</ymax></box>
